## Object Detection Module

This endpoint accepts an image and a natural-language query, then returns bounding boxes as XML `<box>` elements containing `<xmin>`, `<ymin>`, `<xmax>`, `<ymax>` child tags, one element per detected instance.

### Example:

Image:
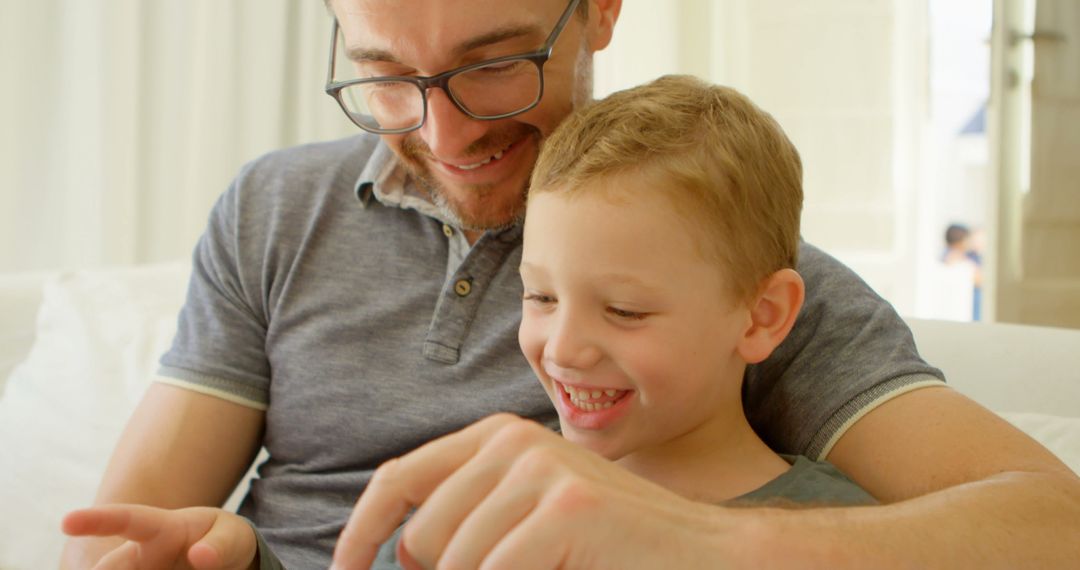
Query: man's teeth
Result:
<box><xmin>561</xmin><ymin>383</ymin><xmax>623</xmax><ymax>412</ymax></box>
<box><xmin>456</xmin><ymin>149</ymin><xmax>506</xmax><ymax>171</ymax></box>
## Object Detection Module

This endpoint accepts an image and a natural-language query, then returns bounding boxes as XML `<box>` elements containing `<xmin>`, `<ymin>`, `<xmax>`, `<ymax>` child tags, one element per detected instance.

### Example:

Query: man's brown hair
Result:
<box><xmin>530</xmin><ymin>74</ymin><xmax>803</xmax><ymax>303</ymax></box>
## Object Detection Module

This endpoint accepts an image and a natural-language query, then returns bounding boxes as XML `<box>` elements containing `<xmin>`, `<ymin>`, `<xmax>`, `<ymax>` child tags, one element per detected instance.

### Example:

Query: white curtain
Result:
<box><xmin>2</xmin><ymin>0</ymin><xmax>927</xmax><ymax>320</ymax></box>
<box><xmin>0</xmin><ymin>1</ymin><xmax>356</xmax><ymax>272</ymax></box>
<box><xmin>0</xmin><ymin>0</ymin><xmax>709</xmax><ymax>273</ymax></box>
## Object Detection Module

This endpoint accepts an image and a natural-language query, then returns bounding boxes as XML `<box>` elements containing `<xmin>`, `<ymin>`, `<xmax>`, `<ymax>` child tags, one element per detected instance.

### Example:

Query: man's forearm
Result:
<box><xmin>60</xmin><ymin>383</ymin><xmax>264</xmax><ymax>568</ymax></box>
<box><xmin>731</xmin><ymin>470</ymin><xmax>1080</xmax><ymax>568</ymax></box>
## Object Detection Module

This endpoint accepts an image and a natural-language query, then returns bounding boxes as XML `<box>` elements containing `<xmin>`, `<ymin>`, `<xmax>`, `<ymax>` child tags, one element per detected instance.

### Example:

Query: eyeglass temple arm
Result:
<box><xmin>326</xmin><ymin>19</ymin><xmax>340</xmax><ymax>89</ymax></box>
<box><xmin>544</xmin><ymin>0</ymin><xmax>582</xmax><ymax>50</ymax></box>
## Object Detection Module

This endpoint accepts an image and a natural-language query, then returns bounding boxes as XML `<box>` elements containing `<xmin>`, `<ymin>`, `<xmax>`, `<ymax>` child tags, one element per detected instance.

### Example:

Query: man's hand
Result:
<box><xmin>62</xmin><ymin>504</ymin><xmax>258</xmax><ymax>570</ymax></box>
<box><xmin>330</xmin><ymin>414</ymin><xmax>745</xmax><ymax>570</ymax></box>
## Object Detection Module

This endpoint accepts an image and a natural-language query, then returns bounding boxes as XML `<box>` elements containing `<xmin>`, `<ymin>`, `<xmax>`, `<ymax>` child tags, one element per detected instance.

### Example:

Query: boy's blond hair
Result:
<box><xmin>530</xmin><ymin>75</ymin><xmax>803</xmax><ymax>303</ymax></box>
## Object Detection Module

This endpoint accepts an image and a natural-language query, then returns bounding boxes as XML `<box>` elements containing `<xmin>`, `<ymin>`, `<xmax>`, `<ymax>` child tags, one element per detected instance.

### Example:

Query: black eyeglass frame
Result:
<box><xmin>324</xmin><ymin>0</ymin><xmax>582</xmax><ymax>134</ymax></box>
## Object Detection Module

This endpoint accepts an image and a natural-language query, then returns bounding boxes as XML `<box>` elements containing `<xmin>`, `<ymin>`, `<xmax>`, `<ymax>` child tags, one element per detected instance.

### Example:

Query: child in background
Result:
<box><xmin>942</xmin><ymin>223</ymin><xmax>983</xmax><ymax>320</ymax></box>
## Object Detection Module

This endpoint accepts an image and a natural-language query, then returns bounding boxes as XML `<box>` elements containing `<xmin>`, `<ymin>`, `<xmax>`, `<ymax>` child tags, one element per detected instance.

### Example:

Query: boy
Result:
<box><xmin>363</xmin><ymin>74</ymin><xmax>874</xmax><ymax>568</ymax></box>
<box><xmin>62</xmin><ymin>76</ymin><xmax>872</xmax><ymax>569</ymax></box>
<box><xmin>515</xmin><ymin>74</ymin><xmax>873</xmax><ymax>507</ymax></box>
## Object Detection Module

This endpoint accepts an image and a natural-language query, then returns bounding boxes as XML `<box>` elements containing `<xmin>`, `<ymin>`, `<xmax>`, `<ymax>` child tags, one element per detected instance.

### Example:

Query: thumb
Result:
<box><xmin>187</xmin><ymin>512</ymin><xmax>259</xmax><ymax>570</ymax></box>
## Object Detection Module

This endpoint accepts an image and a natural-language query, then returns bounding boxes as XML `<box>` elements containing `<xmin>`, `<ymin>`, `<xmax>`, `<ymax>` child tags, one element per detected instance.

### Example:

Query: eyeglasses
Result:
<box><xmin>324</xmin><ymin>0</ymin><xmax>581</xmax><ymax>134</ymax></box>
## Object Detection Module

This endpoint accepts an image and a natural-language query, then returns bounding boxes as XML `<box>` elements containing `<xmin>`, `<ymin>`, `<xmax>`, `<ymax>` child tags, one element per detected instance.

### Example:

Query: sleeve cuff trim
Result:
<box><xmin>154</xmin><ymin>374</ymin><xmax>268</xmax><ymax>411</ymax></box>
<box><xmin>811</xmin><ymin>375</ymin><xmax>945</xmax><ymax>461</ymax></box>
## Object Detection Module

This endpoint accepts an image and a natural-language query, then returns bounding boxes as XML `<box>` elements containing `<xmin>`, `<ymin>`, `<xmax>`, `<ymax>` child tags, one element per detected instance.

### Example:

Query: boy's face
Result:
<box><xmin>518</xmin><ymin>178</ymin><xmax>752</xmax><ymax>461</ymax></box>
<box><xmin>332</xmin><ymin>0</ymin><xmax>607</xmax><ymax>231</ymax></box>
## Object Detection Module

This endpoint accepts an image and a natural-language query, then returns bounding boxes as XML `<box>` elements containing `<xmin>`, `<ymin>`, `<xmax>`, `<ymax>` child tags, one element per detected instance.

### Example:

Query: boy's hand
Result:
<box><xmin>61</xmin><ymin>504</ymin><xmax>258</xmax><ymax>570</ymax></box>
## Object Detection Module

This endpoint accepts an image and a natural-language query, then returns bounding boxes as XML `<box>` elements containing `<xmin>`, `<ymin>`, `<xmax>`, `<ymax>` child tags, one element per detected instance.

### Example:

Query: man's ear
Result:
<box><xmin>737</xmin><ymin>268</ymin><xmax>805</xmax><ymax>364</ymax></box>
<box><xmin>585</xmin><ymin>0</ymin><xmax>622</xmax><ymax>52</ymax></box>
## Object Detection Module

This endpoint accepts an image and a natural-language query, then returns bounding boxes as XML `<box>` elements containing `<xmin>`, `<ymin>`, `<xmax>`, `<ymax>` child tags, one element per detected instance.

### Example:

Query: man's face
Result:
<box><xmin>332</xmin><ymin>0</ymin><xmax>611</xmax><ymax>231</ymax></box>
<box><xmin>517</xmin><ymin>178</ymin><xmax>752</xmax><ymax>462</ymax></box>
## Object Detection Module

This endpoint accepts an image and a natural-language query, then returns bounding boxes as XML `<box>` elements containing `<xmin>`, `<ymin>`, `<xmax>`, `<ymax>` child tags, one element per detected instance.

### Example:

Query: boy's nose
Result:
<box><xmin>545</xmin><ymin>313</ymin><xmax>602</xmax><ymax>371</ymax></box>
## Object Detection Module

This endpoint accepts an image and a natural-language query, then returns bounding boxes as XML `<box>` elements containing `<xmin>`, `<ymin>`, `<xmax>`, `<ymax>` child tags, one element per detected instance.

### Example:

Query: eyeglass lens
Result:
<box><xmin>338</xmin><ymin>59</ymin><xmax>542</xmax><ymax>132</ymax></box>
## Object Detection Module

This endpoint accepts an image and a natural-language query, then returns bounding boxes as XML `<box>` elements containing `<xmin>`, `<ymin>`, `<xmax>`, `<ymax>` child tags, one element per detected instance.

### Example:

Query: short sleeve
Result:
<box><xmin>158</xmin><ymin>169</ymin><xmax>272</xmax><ymax>408</ymax></box>
<box><xmin>743</xmin><ymin>242</ymin><xmax>945</xmax><ymax>460</ymax></box>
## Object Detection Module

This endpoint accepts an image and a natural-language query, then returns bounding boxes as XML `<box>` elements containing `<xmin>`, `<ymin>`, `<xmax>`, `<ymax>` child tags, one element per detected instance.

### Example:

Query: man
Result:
<box><xmin>63</xmin><ymin>0</ymin><xmax>1080</xmax><ymax>568</ymax></box>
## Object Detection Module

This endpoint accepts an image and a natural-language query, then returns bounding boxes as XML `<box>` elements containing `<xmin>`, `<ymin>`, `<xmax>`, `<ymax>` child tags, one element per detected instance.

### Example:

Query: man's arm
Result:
<box><xmin>813</xmin><ymin>384</ymin><xmax>1080</xmax><ymax>566</ymax></box>
<box><xmin>61</xmin><ymin>382</ymin><xmax>264</xmax><ymax>568</ymax></box>
<box><xmin>331</xmin><ymin>407</ymin><xmax>1079</xmax><ymax>569</ymax></box>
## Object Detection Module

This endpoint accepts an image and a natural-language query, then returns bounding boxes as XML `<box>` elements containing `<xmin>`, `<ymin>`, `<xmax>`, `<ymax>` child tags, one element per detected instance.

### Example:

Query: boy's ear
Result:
<box><xmin>585</xmin><ymin>0</ymin><xmax>622</xmax><ymax>52</ymax></box>
<box><xmin>737</xmin><ymin>269</ymin><xmax>805</xmax><ymax>364</ymax></box>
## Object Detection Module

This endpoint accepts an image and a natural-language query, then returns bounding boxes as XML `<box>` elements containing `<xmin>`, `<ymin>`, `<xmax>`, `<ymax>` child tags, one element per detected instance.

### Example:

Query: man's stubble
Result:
<box><xmin>396</xmin><ymin>43</ymin><xmax>595</xmax><ymax>233</ymax></box>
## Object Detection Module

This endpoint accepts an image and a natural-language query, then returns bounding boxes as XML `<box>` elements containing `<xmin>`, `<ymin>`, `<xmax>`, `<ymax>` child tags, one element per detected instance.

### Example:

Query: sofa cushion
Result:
<box><xmin>0</xmin><ymin>262</ymin><xmax>188</xmax><ymax>570</ymax></box>
<box><xmin>1000</xmin><ymin>412</ymin><xmax>1080</xmax><ymax>476</ymax></box>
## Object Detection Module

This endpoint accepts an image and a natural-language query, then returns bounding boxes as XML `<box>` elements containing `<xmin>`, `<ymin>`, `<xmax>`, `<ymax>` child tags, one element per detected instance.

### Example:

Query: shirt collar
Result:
<box><xmin>354</xmin><ymin>141</ymin><xmax>462</xmax><ymax>227</ymax></box>
<box><xmin>353</xmin><ymin>140</ymin><xmax>523</xmax><ymax>242</ymax></box>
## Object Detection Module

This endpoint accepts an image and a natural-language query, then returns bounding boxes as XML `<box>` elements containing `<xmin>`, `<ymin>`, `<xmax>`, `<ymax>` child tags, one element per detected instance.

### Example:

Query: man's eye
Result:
<box><xmin>358</xmin><ymin>63</ymin><xmax>412</xmax><ymax>78</ymax></box>
<box><xmin>607</xmin><ymin>307</ymin><xmax>647</xmax><ymax>320</ymax></box>
<box><xmin>476</xmin><ymin>60</ymin><xmax>528</xmax><ymax>75</ymax></box>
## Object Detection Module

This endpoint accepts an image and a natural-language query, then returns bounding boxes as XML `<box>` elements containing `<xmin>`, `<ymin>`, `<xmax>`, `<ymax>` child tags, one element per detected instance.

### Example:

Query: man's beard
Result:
<box><xmin>398</xmin><ymin>123</ymin><xmax>541</xmax><ymax>233</ymax></box>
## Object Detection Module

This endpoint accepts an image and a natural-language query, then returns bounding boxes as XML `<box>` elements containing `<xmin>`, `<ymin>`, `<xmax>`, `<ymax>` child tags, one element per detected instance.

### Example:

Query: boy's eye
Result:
<box><xmin>522</xmin><ymin>293</ymin><xmax>556</xmax><ymax>305</ymax></box>
<box><xmin>607</xmin><ymin>306</ymin><xmax>647</xmax><ymax>320</ymax></box>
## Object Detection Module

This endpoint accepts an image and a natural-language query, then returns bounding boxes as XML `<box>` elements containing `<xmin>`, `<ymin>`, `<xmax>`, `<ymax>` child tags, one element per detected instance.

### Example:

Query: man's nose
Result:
<box><xmin>545</xmin><ymin>310</ymin><xmax>603</xmax><ymax>371</ymax></box>
<box><xmin>418</xmin><ymin>88</ymin><xmax>489</xmax><ymax>160</ymax></box>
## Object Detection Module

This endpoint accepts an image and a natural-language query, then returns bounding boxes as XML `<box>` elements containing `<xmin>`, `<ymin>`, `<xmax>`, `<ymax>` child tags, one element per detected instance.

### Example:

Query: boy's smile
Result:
<box><xmin>550</xmin><ymin>378</ymin><xmax>635</xmax><ymax>430</ymax></box>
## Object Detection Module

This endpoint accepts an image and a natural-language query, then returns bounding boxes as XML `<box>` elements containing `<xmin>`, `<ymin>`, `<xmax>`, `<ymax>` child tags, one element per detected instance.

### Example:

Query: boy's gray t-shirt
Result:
<box><xmin>159</xmin><ymin>134</ymin><xmax>942</xmax><ymax>568</ymax></box>
<box><xmin>367</xmin><ymin>456</ymin><xmax>876</xmax><ymax>570</ymax></box>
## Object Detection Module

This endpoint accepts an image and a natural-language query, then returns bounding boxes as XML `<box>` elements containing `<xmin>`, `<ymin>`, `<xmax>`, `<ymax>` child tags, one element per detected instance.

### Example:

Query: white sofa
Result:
<box><xmin>1</xmin><ymin>263</ymin><xmax>1078</xmax><ymax>569</ymax></box>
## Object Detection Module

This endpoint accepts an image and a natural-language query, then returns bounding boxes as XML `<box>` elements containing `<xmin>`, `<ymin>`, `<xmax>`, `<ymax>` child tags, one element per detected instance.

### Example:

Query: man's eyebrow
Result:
<box><xmin>345</xmin><ymin>45</ymin><xmax>400</xmax><ymax>64</ymax></box>
<box><xmin>456</xmin><ymin>24</ymin><xmax>542</xmax><ymax>57</ymax></box>
<box><xmin>346</xmin><ymin>24</ymin><xmax>543</xmax><ymax>64</ymax></box>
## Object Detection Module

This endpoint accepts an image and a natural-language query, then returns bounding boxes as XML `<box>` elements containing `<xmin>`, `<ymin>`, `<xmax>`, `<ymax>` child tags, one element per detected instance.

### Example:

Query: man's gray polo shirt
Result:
<box><xmin>158</xmin><ymin>134</ymin><xmax>943</xmax><ymax>568</ymax></box>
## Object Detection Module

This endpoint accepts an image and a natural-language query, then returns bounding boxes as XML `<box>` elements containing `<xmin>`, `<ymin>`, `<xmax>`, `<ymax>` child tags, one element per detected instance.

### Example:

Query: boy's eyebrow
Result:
<box><xmin>518</xmin><ymin>260</ymin><xmax>544</xmax><ymax>275</ymax></box>
<box><xmin>594</xmin><ymin>273</ymin><xmax>666</xmax><ymax>295</ymax></box>
<box><xmin>520</xmin><ymin>262</ymin><xmax>665</xmax><ymax>294</ymax></box>
<box><xmin>346</xmin><ymin>24</ymin><xmax>542</xmax><ymax>64</ymax></box>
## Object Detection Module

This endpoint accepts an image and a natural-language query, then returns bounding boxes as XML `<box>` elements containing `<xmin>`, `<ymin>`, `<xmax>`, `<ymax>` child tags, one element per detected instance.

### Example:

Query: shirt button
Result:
<box><xmin>454</xmin><ymin>279</ymin><xmax>472</xmax><ymax>297</ymax></box>
<box><xmin>442</xmin><ymin>224</ymin><xmax>454</xmax><ymax>238</ymax></box>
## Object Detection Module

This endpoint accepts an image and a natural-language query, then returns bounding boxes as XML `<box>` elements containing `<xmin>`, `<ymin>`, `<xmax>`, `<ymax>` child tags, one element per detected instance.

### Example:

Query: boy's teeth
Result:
<box><xmin>561</xmin><ymin>382</ymin><xmax>625</xmax><ymax>411</ymax></box>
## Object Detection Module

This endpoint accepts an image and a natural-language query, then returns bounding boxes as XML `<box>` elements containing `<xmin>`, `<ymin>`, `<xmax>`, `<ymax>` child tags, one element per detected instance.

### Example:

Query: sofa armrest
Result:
<box><xmin>905</xmin><ymin>317</ymin><xmax>1080</xmax><ymax>417</ymax></box>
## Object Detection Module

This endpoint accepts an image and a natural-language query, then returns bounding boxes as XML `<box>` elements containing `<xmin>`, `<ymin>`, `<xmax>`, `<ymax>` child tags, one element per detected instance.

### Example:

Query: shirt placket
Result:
<box><xmin>423</xmin><ymin>225</ymin><xmax>521</xmax><ymax>364</ymax></box>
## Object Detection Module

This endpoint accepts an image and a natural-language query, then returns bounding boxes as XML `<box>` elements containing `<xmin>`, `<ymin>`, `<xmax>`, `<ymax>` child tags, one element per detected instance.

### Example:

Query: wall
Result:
<box><xmin>993</xmin><ymin>0</ymin><xmax>1080</xmax><ymax>328</ymax></box>
<box><xmin>596</xmin><ymin>0</ymin><xmax>924</xmax><ymax>314</ymax></box>
<box><xmin>0</xmin><ymin>1</ymin><xmax>357</xmax><ymax>272</ymax></box>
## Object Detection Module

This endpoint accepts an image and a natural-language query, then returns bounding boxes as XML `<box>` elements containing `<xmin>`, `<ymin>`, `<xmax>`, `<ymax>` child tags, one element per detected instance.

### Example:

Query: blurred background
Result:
<box><xmin>1</xmin><ymin>0</ymin><xmax>1077</xmax><ymax>329</ymax></box>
